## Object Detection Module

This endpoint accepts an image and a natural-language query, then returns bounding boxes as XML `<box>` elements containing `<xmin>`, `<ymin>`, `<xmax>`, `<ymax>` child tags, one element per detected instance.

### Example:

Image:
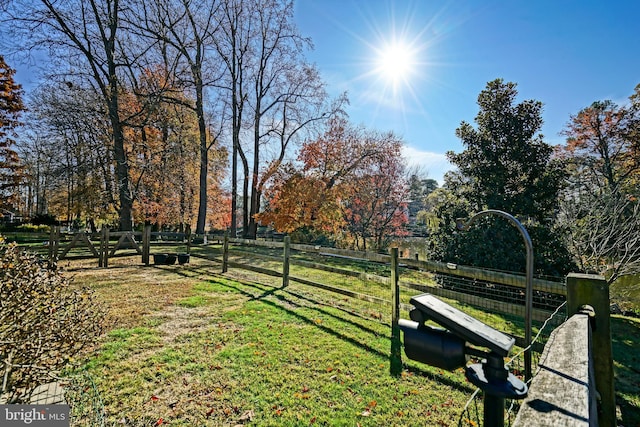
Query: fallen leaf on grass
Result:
<box><xmin>294</xmin><ymin>392</ymin><xmax>311</xmax><ymax>399</ymax></box>
<box><xmin>360</xmin><ymin>399</ymin><xmax>377</xmax><ymax>417</ymax></box>
<box><xmin>441</xmin><ymin>399</ymin><xmax>453</xmax><ymax>407</ymax></box>
<box><xmin>238</xmin><ymin>410</ymin><xmax>254</xmax><ymax>422</ymax></box>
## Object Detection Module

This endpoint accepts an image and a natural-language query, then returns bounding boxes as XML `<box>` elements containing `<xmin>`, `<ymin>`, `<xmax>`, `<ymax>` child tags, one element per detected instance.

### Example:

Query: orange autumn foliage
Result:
<box><xmin>258</xmin><ymin>117</ymin><xmax>408</xmax><ymax>249</ymax></box>
<box><xmin>121</xmin><ymin>66</ymin><xmax>226</xmax><ymax>230</ymax></box>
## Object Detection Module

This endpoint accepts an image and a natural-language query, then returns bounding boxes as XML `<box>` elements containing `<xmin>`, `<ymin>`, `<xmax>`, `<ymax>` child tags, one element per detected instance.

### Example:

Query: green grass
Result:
<box><xmin>67</xmin><ymin>259</ymin><xmax>475</xmax><ymax>426</ymax></box>
<box><xmin>611</xmin><ymin>315</ymin><xmax>640</xmax><ymax>426</ymax></box>
<box><xmin>611</xmin><ymin>274</ymin><xmax>640</xmax><ymax>316</ymax></box>
<box><xmin>177</xmin><ymin>295</ymin><xmax>210</xmax><ymax>307</ymax></box>
<box><xmin>61</xmin><ymin>255</ymin><xmax>640</xmax><ymax>426</ymax></box>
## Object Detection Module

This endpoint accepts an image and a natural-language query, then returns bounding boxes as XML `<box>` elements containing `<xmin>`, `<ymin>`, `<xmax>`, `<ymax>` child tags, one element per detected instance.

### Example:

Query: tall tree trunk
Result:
<box><xmin>108</xmin><ymin>62</ymin><xmax>133</xmax><ymax>231</ymax></box>
<box><xmin>230</xmin><ymin>89</ymin><xmax>240</xmax><ymax>238</ymax></box>
<box><xmin>241</xmin><ymin>155</ymin><xmax>249</xmax><ymax>237</ymax></box>
<box><xmin>248</xmin><ymin>115</ymin><xmax>260</xmax><ymax>240</ymax></box>
<box><xmin>231</xmin><ymin>137</ymin><xmax>238</xmax><ymax>237</ymax></box>
<box><xmin>112</xmin><ymin>114</ymin><xmax>133</xmax><ymax>231</ymax></box>
<box><xmin>105</xmin><ymin>0</ymin><xmax>132</xmax><ymax>231</ymax></box>
<box><xmin>195</xmin><ymin>75</ymin><xmax>208</xmax><ymax>234</ymax></box>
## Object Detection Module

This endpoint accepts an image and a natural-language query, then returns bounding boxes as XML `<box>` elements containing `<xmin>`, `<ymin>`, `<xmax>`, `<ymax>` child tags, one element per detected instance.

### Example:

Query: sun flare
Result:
<box><xmin>347</xmin><ymin>3</ymin><xmax>441</xmax><ymax>114</ymax></box>
<box><xmin>376</xmin><ymin>41</ymin><xmax>415</xmax><ymax>84</ymax></box>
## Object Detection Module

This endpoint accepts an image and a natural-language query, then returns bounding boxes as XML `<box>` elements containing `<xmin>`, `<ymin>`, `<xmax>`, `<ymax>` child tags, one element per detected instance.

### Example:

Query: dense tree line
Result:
<box><xmin>1</xmin><ymin>0</ymin><xmax>343</xmax><ymax>235</ymax></box>
<box><xmin>1</xmin><ymin>1</ymin><xmax>639</xmax><ymax>276</ymax></box>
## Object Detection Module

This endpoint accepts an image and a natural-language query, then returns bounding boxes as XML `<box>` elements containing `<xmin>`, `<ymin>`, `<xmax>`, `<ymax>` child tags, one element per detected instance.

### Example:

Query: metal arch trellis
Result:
<box><xmin>456</xmin><ymin>210</ymin><xmax>534</xmax><ymax>382</ymax></box>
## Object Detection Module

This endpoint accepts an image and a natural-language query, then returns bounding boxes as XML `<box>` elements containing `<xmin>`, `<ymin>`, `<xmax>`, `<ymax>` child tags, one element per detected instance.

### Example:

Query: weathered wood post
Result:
<box><xmin>99</xmin><ymin>228</ymin><xmax>110</xmax><ymax>268</ymax></box>
<box><xmin>282</xmin><ymin>235</ymin><xmax>291</xmax><ymax>287</ymax></box>
<box><xmin>566</xmin><ymin>273</ymin><xmax>615</xmax><ymax>427</ymax></box>
<box><xmin>98</xmin><ymin>228</ymin><xmax>104</xmax><ymax>267</ymax></box>
<box><xmin>142</xmin><ymin>224</ymin><xmax>151</xmax><ymax>266</ymax></box>
<box><xmin>222</xmin><ymin>231</ymin><xmax>229</xmax><ymax>273</ymax></box>
<box><xmin>390</xmin><ymin>247</ymin><xmax>402</xmax><ymax>376</ymax></box>
<box><xmin>48</xmin><ymin>225</ymin><xmax>60</xmax><ymax>268</ymax></box>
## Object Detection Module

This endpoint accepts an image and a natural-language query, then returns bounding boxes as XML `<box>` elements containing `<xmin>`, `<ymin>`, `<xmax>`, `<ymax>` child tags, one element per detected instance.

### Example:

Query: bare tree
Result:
<box><xmin>3</xmin><ymin>0</ymin><xmax>136</xmax><ymax>230</ymax></box>
<box><xmin>211</xmin><ymin>0</ymin><xmax>253</xmax><ymax>237</ymax></box>
<box><xmin>560</xmin><ymin>189</ymin><xmax>640</xmax><ymax>284</ymax></box>
<box><xmin>248</xmin><ymin>63</ymin><xmax>346</xmax><ymax>238</ymax></box>
<box><xmin>22</xmin><ymin>81</ymin><xmax>116</xmax><ymax>228</ymax></box>
<box><xmin>219</xmin><ymin>0</ymin><xmax>340</xmax><ymax>239</ymax></box>
<box><xmin>128</xmin><ymin>0</ymin><xmax>226</xmax><ymax>234</ymax></box>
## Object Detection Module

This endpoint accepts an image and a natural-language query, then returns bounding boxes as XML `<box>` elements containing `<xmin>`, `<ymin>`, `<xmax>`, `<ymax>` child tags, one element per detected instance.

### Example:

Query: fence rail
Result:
<box><xmin>510</xmin><ymin>273</ymin><xmax>614</xmax><ymax>427</ymax></box>
<box><xmin>186</xmin><ymin>235</ymin><xmax>567</xmax><ymax>352</ymax></box>
<box><xmin>512</xmin><ymin>309</ymin><xmax>596</xmax><ymax>426</ymax></box>
<box><xmin>45</xmin><ymin>228</ymin><xmax>568</xmax><ymax>350</ymax></box>
<box><xmin>36</xmin><ymin>228</ymin><xmax>615</xmax><ymax>426</ymax></box>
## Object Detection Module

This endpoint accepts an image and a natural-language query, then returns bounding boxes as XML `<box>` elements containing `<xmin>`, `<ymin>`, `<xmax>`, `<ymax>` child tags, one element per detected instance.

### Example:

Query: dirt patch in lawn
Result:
<box><xmin>61</xmin><ymin>256</ymin><xmax>197</xmax><ymax>330</ymax></box>
<box><xmin>154</xmin><ymin>306</ymin><xmax>214</xmax><ymax>343</ymax></box>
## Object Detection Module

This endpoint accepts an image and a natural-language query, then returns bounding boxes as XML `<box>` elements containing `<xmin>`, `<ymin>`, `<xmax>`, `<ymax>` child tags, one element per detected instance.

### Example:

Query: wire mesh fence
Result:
<box><xmin>208</xmin><ymin>239</ymin><xmax>571</xmax><ymax>426</ymax></box>
<box><xmin>195</xmin><ymin>238</ymin><xmax>569</xmax><ymax>343</ymax></box>
<box><xmin>38</xmin><ymin>237</ymin><xmax>569</xmax><ymax>425</ymax></box>
<box><xmin>398</xmin><ymin>263</ymin><xmax>567</xmax><ymax>350</ymax></box>
<box><xmin>63</xmin><ymin>372</ymin><xmax>106</xmax><ymax>427</ymax></box>
<box><xmin>457</xmin><ymin>300</ymin><xmax>568</xmax><ymax>427</ymax></box>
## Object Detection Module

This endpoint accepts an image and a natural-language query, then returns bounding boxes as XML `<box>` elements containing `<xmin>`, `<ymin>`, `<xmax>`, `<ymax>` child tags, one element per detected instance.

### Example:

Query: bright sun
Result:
<box><xmin>374</xmin><ymin>40</ymin><xmax>416</xmax><ymax>89</ymax></box>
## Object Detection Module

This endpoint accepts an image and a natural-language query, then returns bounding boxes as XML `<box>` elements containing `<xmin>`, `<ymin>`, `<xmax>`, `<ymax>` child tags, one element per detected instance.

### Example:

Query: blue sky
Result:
<box><xmin>8</xmin><ymin>1</ymin><xmax>639</xmax><ymax>185</ymax></box>
<box><xmin>294</xmin><ymin>0</ymin><xmax>640</xmax><ymax>183</ymax></box>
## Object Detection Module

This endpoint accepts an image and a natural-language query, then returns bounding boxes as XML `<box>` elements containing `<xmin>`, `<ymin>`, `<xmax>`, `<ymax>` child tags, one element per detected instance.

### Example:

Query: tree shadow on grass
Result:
<box><xmin>177</xmin><ymin>265</ymin><xmax>385</xmax><ymax>335</ymax></box>
<box><xmin>173</xmin><ymin>265</ymin><xmax>476</xmax><ymax>396</ymax></box>
<box><xmin>611</xmin><ymin>316</ymin><xmax>640</xmax><ymax>427</ymax></box>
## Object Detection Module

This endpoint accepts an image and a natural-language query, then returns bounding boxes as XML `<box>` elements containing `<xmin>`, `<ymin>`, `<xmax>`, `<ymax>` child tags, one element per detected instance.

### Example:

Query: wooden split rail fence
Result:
<box><xmin>44</xmin><ymin>228</ymin><xmax>614</xmax><ymax>425</ymax></box>
<box><xmin>46</xmin><ymin>226</ymin><xmax>205</xmax><ymax>267</ymax></box>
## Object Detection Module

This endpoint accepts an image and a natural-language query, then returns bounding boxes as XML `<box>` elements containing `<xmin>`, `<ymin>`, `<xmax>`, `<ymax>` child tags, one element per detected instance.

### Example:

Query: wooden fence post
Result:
<box><xmin>98</xmin><ymin>228</ymin><xmax>104</xmax><ymax>267</ymax></box>
<box><xmin>222</xmin><ymin>231</ymin><xmax>229</xmax><ymax>273</ymax></box>
<box><xmin>100</xmin><ymin>228</ymin><xmax>110</xmax><ymax>268</ymax></box>
<box><xmin>142</xmin><ymin>225</ymin><xmax>151</xmax><ymax>266</ymax></box>
<box><xmin>283</xmin><ymin>236</ymin><xmax>291</xmax><ymax>287</ymax></box>
<box><xmin>566</xmin><ymin>273</ymin><xmax>615</xmax><ymax>427</ymax></box>
<box><xmin>390</xmin><ymin>247</ymin><xmax>402</xmax><ymax>376</ymax></box>
<box><xmin>48</xmin><ymin>225</ymin><xmax>60</xmax><ymax>268</ymax></box>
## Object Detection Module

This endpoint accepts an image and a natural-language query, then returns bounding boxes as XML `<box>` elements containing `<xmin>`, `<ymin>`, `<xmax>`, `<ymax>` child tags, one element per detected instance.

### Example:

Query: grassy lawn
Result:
<box><xmin>63</xmin><ymin>256</ymin><xmax>475</xmax><ymax>426</ymax></box>
<box><xmin>60</xmin><ymin>255</ymin><xmax>640</xmax><ymax>426</ymax></box>
<box><xmin>611</xmin><ymin>315</ymin><xmax>640</xmax><ymax>426</ymax></box>
<box><xmin>4</xmin><ymin>231</ymin><xmax>638</xmax><ymax>425</ymax></box>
